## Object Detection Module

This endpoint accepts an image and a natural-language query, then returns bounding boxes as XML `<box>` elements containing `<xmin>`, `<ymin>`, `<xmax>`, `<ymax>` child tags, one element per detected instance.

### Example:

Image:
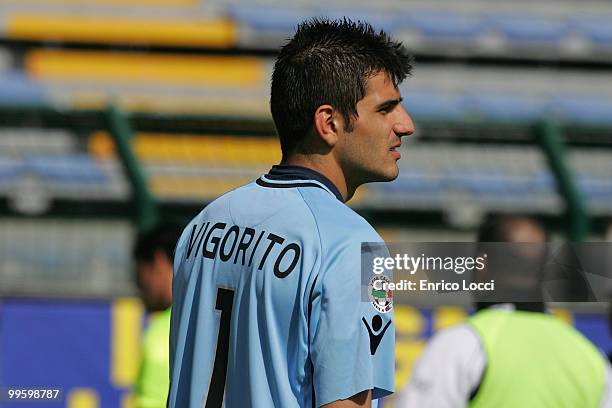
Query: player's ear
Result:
<box><xmin>313</xmin><ymin>104</ymin><xmax>339</xmax><ymax>147</ymax></box>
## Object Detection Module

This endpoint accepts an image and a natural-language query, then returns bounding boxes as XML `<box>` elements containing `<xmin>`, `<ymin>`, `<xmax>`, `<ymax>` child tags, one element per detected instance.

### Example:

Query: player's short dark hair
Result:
<box><xmin>475</xmin><ymin>214</ymin><xmax>549</xmax><ymax>311</ymax></box>
<box><xmin>270</xmin><ymin>18</ymin><xmax>413</xmax><ymax>157</ymax></box>
<box><xmin>477</xmin><ymin>214</ymin><xmax>548</xmax><ymax>242</ymax></box>
<box><xmin>133</xmin><ymin>222</ymin><xmax>183</xmax><ymax>263</ymax></box>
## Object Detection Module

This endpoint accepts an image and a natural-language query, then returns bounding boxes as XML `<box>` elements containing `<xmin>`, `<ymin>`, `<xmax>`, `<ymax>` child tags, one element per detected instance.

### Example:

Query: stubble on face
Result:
<box><xmin>337</xmin><ymin>72</ymin><xmax>410</xmax><ymax>190</ymax></box>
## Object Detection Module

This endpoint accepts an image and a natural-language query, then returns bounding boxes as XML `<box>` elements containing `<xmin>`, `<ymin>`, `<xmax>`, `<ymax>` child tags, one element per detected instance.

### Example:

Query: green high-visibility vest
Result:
<box><xmin>135</xmin><ymin>307</ymin><xmax>171</xmax><ymax>408</ymax></box>
<box><xmin>468</xmin><ymin>309</ymin><xmax>605</xmax><ymax>408</ymax></box>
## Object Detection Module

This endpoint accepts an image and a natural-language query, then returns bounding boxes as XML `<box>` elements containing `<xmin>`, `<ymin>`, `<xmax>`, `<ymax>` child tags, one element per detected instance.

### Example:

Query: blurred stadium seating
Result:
<box><xmin>0</xmin><ymin>0</ymin><xmax>608</xmax><ymax>285</ymax></box>
<box><xmin>0</xmin><ymin>0</ymin><xmax>610</xmax><ymax>406</ymax></box>
<box><xmin>0</xmin><ymin>0</ymin><xmax>609</xmax><ymax>295</ymax></box>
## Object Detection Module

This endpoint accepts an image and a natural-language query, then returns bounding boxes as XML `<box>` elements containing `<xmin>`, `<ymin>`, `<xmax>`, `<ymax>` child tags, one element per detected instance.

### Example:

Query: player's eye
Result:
<box><xmin>377</xmin><ymin>100</ymin><xmax>401</xmax><ymax>114</ymax></box>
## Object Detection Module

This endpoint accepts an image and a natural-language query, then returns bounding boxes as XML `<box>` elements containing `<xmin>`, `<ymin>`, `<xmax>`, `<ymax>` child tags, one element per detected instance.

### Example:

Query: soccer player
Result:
<box><xmin>396</xmin><ymin>215</ymin><xmax>612</xmax><ymax>408</ymax></box>
<box><xmin>133</xmin><ymin>223</ymin><xmax>182</xmax><ymax>408</ymax></box>
<box><xmin>168</xmin><ymin>18</ymin><xmax>414</xmax><ymax>407</ymax></box>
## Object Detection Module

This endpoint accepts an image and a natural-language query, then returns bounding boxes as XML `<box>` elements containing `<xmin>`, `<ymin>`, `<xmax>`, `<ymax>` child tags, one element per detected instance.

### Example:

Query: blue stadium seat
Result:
<box><xmin>0</xmin><ymin>71</ymin><xmax>48</xmax><ymax>105</ymax></box>
<box><xmin>323</xmin><ymin>9</ymin><xmax>400</xmax><ymax>32</ymax></box>
<box><xmin>529</xmin><ymin>171</ymin><xmax>556</xmax><ymax>194</ymax></box>
<box><xmin>487</xmin><ymin>14</ymin><xmax>567</xmax><ymax>44</ymax></box>
<box><xmin>549</xmin><ymin>95</ymin><xmax>612</xmax><ymax>125</ymax></box>
<box><xmin>402</xmin><ymin>89</ymin><xmax>466</xmax><ymax>120</ymax></box>
<box><xmin>446</xmin><ymin>169</ymin><xmax>532</xmax><ymax>196</ymax></box>
<box><xmin>405</xmin><ymin>11</ymin><xmax>484</xmax><ymax>40</ymax></box>
<box><xmin>382</xmin><ymin>169</ymin><xmax>444</xmax><ymax>194</ymax></box>
<box><xmin>571</xmin><ymin>17</ymin><xmax>612</xmax><ymax>46</ymax></box>
<box><xmin>0</xmin><ymin>157</ymin><xmax>24</xmax><ymax>184</ymax></box>
<box><xmin>576</xmin><ymin>173</ymin><xmax>612</xmax><ymax>201</ymax></box>
<box><xmin>465</xmin><ymin>92</ymin><xmax>545</xmax><ymax>121</ymax></box>
<box><xmin>25</xmin><ymin>154</ymin><xmax>109</xmax><ymax>184</ymax></box>
<box><xmin>225</xmin><ymin>4</ymin><xmax>316</xmax><ymax>32</ymax></box>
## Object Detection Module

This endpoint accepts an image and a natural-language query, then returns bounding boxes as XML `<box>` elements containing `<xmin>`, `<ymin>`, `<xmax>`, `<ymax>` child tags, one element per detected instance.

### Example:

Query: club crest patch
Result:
<box><xmin>368</xmin><ymin>275</ymin><xmax>393</xmax><ymax>313</ymax></box>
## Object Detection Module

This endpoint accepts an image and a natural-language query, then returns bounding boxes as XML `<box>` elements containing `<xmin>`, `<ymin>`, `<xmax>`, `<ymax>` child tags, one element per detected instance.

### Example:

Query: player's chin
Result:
<box><xmin>385</xmin><ymin>168</ymin><xmax>400</xmax><ymax>181</ymax></box>
<box><xmin>374</xmin><ymin>163</ymin><xmax>400</xmax><ymax>182</ymax></box>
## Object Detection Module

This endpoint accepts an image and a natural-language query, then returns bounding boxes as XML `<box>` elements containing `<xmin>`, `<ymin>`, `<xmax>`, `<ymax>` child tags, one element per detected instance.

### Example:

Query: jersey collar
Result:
<box><xmin>260</xmin><ymin>165</ymin><xmax>344</xmax><ymax>202</ymax></box>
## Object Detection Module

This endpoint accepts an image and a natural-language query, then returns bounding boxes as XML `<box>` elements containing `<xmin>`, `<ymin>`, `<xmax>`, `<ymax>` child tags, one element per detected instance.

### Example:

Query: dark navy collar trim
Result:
<box><xmin>256</xmin><ymin>178</ymin><xmax>328</xmax><ymax>191</ymax></box>
<box><xmin>260</xmin><ymin>165</ymin><xmax>344</xmax><ymax>202</ymax></box>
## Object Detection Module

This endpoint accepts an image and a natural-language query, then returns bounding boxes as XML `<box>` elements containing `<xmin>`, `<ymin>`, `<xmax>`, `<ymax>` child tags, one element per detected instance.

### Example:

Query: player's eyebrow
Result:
<box><xmin>375</xmin><ymin>97</ymin><xmax>403</xmax><ymax>111</ymax></box>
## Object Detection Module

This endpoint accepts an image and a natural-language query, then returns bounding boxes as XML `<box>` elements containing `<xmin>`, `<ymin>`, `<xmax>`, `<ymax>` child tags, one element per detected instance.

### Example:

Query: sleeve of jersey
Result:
<box><xmin>310</xmin><ymin>237</ymin><xmax>395</xmax><ymax>406</ymax></box>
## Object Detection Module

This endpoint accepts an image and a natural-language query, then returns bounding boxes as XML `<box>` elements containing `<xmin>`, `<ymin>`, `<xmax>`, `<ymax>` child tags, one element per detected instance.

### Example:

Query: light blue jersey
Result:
<box><xmin>168</xmin><ymin>165</ymin><xmax>395</xmax><ymax>408</ymax></box>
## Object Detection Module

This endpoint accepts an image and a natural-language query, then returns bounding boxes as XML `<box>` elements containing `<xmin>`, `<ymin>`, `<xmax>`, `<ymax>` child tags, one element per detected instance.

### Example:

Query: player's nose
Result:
<box><xmin>393</xmin><ymin>104</ymin><xmax>414</xmax><ymax>138</ymax></box>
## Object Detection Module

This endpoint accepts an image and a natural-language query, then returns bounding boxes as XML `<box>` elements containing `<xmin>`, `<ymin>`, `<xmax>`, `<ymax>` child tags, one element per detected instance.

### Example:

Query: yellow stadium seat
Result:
<box><xmin>9</xmin><ymin>15</ymin><xmax>235</xmax><ymax>47</ymax></box>
<box><xmin>16</xmin><ymin>0</ymin><xmax>195</xmax><ymax>5</ymax></box>
<box><xmin>149</xmin><ymin>176</ymin><xmax>253</xmax><ymax>200</ymax></box>
<box><xmin>26</xmin><ymin>50</ymin><xmax>260</xmax><ymax>87</ymax></box>
<box><xmin>89</xmin><ymin>132</ymin><xmax>281</xmax><ymax>166</ymax></box>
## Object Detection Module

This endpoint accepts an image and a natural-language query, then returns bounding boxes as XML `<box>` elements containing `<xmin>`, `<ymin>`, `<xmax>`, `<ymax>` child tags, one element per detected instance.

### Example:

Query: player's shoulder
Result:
<box><xmin>414</xmin><ymin>322</ymin><xmax>485</xmax><ymax>376</ymax></box>
<box><xmin>209</xmin><ymin>180</ymin><xmax>258</xmax><ymax>211</ymax></box>
<box><xmin>186</xmin><ymin>179</ymin><xmax>259</xmax><ymax>221</ymax></box>
<box><xmin>185</xmin><ymin>179</ymin><xmax>322</xmax><ymax>241</ymax></box>
<box><xmin>299</xmin><ymin>187</ymin><xmax>382</xmax><ymax>243</ymax></box>
<box><xmin>175</xmin><ymin>181</ymin><xmax>258</xmax><ymax>244</ymax></box>
<box><xmin>428</xmin><ymin>323</ymin><xmax>482</xmax><ymax>350</ymax></box>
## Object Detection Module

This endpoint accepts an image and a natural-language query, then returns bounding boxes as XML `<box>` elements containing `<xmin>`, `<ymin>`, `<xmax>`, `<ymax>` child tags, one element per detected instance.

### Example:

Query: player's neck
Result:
<box><xmin>280</xmin><ymin>155</ymin><xmax>354</xmax><ymax>202</ymax></box>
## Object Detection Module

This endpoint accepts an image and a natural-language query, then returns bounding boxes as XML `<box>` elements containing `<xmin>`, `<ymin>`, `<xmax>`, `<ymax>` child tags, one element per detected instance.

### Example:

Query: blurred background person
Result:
<box><xmin>133</xmin><ymin>223</ymin><xmax>182</xmax><ymax>408</ymax></box>
<box><xmin>396</xmin><ymin>215</ymin><xmax>612</xmax><ymax>408</ymax></box>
